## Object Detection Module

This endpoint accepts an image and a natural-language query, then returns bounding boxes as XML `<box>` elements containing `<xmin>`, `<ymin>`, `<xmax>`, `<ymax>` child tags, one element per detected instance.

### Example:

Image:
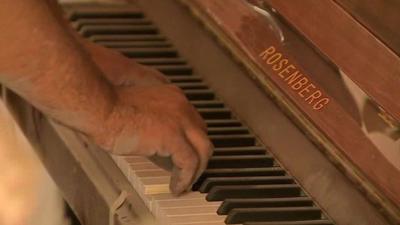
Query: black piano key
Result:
<box><xmin>69</xmin><ymin>9</ymin><xmax>144</xmax><ymax>21</ymax></box>
<box><xmin>119</xmin><ymin>47</ymin><xmax>178</xmax><ymax>58</ymax></box>
<box><xmin>244</xmin><ymin>220</ymin><xmax>333</xmax><ymax>225</ymax></box>
<box><xmin>73</xmin><ymin>18</ymin><xmax>152</xmax><ymax>30</ymax></box>
<box><xmin>80</xmin><ymin>24</ymin><xmax>159</xmax><ymax>37</ymax></box>
<box><xmin>153</xmin><ymin>65</ymin><xmax>193</xmax><ymax>75</ymax></box>
<box><xmin>207</xmin><ymin>127</ymin><xmax>249</xmax><ymax>135</ymax></box>
<box><xmin>199</xmin><ymin>176</ymin><xmax>294</xmax><ymax>193</ymax></box>
<box><xmin>206</xmin><ymin>119</ymin><xmax>242</xmax><ymax>127</ymax></box>
<box><xmin>207</xmin><ymin>155</ymin><xmax>273</xmax><ymax>169</ymax></box>
<box><xmin>210</xmin><ymin>134</ymin><xmax>255</xmax><ymax>147</ymax></box>
<box><xmin>206</xmin><ymin>184</ymin><xmax>301</xmax><ymax>201</ymax></box>
<box><xmin>193</xmin><ymin>167</ymin><xmax>286</xmax><ymax>190</ymax></box>
<box><xmin>90</xmin><ymin>34</ymin><xmax>166</xmax><ymax>42</ymax></box>
<box><xmin>213</xmin><ymin>146</ymin><xmax>265</xmax><ymax>155</ymax></box>
<box><xmin>135</xmin><ymin>57</ymin><xmax>187</xmax><ymax>66</ymax></box>
<box><xmin>176</xmin><ymin>83</ymin><xmax>209</xmax><ymax>90</ymax></box>
<box><xmin>226</xmin><ymin>207</ymin><xmax>322</xmax><ymax>224</ymax></box>
<box><xmin>218</xmin><ymin>197</ymin><xmax>314</xmax><ymax>215</ymax></box>
<box><xmin>199</xmin><ymin>108</ymin><xmax>231</xmax><ymax>120</ymax></box>
<box><xmin>184</xmin><ymin>90</ymin><xmax>215</xmax><ymax>100</ymax></box>
<box><xmin>168</xmin><ymin>75</ymin><xmax>203</xmax><ymax>83</ymax></box>
<box><xmin>98</xmin><ymin>41</ymin><xmax>172</xmax><ymax>48</ymax></box>
<box><xmin>191</xmin><ymin>100</ymin><xmax>225</xmax><ymax>108</ymax></box>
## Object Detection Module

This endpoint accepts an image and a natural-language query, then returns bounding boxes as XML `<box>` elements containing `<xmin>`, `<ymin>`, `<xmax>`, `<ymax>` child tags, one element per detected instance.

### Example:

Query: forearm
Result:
<box><xmin>0</xmin><ymin>1</ymin><xmax>115</xmax><ymax>136</ymax></box>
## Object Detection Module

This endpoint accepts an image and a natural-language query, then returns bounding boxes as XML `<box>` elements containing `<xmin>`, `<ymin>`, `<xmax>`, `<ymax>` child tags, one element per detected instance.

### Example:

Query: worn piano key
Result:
<box><xmin>206</xmin><ymin>184</ymin><xmax>302</xmax><ymax>201</ymax></box>
<box><xmin>226</xmin><ymin>207</ymin><xmax>322</xmax><ymax>224</ymax></box>
<box><xmin>243</xmin><ymin>220</ymin><xmax>333</xmax><ymax>225</ymax></box>
<box><xmin>199</xmin><ymin>176</ymin><xmax>294</xmax><ymax>193</ymax></box>
<box><xmin>90</xmin><ymin>34</ymin><xmax>166</xmax><ymax>42</ymax></box>
<box><xmin>210</xmin><ymin>134</ymin><xmax>256</xmax><ymax>147</ymax></box>
<box><xmin>213</xmin><ymin>146</ymin><xmax>265</xmax><ymax>155</ymax></box>
<box><xmin>218</xmin><ymin>197</ymin><xmax>314</xmax><ymax>215</ymax></box>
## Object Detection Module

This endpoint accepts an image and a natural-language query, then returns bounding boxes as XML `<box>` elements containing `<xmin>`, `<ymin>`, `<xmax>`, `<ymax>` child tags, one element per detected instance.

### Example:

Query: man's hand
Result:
<box><xmin>82</xmin><ymin>41</ymin><xmax>213</xmax><ymax>194</ymax></box>
<box><xmin>92</xmin><ymin>84</ymin><xmax>213</xmax><ymax>195</ymax></box>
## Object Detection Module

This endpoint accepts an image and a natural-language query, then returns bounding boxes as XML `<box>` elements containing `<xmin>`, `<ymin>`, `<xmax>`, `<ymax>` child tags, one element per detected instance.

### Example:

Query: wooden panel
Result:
<box><xmin>264</xmin><ymin>0</ymin><xmax>400</xmax><ymax>124</ymax></box>
<box><xmin>336</xmin><ymin>0</ymin><xmax>400</xmax><ymax>55</ymax></box>
<box><xmin>181</xmin><ymin>0</ymin><xmax>400</xmax><ymax>222</ymax></box>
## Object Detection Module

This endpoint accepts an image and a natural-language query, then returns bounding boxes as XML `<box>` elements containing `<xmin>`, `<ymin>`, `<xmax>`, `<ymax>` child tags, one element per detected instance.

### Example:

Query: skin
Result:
<box><xmin>0</xmin><ymin>1</ymin><xmax>212</xmax><ymax>195</ymax></box>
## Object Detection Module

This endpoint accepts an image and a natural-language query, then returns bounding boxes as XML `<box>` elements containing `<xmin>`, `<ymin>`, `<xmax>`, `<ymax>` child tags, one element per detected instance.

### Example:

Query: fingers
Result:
<box><xmin>184</xmin><ymin>127</ymin><xmax>213</xmax><ymax>182</ymax></box>
<box><xmin>169</xmin><ymin>136</ymin><xmax>199</xmax><ymax>195</ymax></box>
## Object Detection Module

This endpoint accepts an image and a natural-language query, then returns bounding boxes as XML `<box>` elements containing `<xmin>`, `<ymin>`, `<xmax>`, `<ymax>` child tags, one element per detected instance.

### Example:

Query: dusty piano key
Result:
<box><xmin>226</xmin><ymin>207</ymin><xmax>322</xmax><ymax>224</ymax></box>
<box><xmin>139</xmin><ymin>176</ymin><xmax>170</xmax><ymax>195</ymax></box>
<box><xmin>168</xmin><ymin>75</ymin><xmax>203</xmax><ymax>83</ymax></box>
<box><xmin>218</xmin><ymin>197</ymin><xmax>314</xmax><ymax>215</ymax></box>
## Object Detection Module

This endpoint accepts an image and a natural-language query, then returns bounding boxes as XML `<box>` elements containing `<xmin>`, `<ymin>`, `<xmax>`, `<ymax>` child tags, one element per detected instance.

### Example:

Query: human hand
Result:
<box><xmin>92</xmin><ymin>84</ymin><xmax>213</xmax><ymax>195</ymax></box>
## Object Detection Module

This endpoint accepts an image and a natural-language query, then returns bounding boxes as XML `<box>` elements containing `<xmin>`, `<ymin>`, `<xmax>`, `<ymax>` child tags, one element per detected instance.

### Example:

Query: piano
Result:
<box><xmin>2</xmin><ymin>0</ymin><xmax>399</xmax><ymax>224</ymax></box>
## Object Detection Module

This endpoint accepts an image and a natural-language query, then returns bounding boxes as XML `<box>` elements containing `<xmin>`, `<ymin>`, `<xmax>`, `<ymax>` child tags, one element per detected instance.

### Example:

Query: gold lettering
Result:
<box><xmin>266</xmin><ymin>53</ymin><xmax>282</xmax><ymax>65</ymax></box>
<box><xmin>259</xmin><ymin>46</ymin><xmax>276</xmax><ymax>60</ymax></box>
<box><xmin>313</xmin><ymin>98</ymin><xmax>330</xmax><ymax>110</ymax></box>
<box><xmin>305</xmin><ymin>90</ymin><xmax>322</xmax><ymax>104</ymax></box>
<box><xmin>259</xmin><ymin>45</ymin><xmax>330</xmax><ymax>111</ymax></box>
<box><xmin>298</xmin><ymin>83</ymin><xmax>316</xmax><ymax>98</ymax></box>
<box><xmin>283</xmin><ymin>68</ymin><xmax>299</xmax><ymax>82</ymax></box>
<box><xmin>272</xmin><ymin>59</ymin><xmax>288</xmax><ymax>71</ymax></box>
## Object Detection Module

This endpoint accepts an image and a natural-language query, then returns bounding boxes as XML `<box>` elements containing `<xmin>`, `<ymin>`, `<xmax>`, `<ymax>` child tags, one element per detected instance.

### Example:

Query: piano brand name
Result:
<box><xmin>259</xmin><ymin>46</ymin><xmax>330</xmax><ymax>111</ymax></box>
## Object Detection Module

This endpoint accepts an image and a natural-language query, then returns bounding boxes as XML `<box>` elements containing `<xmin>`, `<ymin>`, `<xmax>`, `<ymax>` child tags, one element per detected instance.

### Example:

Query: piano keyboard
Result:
<box><xmin>67</xmin><ymin>4</ymin><xmax>335</xmax><ymax>225</ymax></box>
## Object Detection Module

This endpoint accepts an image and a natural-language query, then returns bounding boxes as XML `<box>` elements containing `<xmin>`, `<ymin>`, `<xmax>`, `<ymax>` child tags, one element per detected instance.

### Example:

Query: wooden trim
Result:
<box><xmin>181</xmin><ymin>0</ymin><xmax>400</xmax><ymax>222</ymax></box>
<box><xmin>264</xmin><ymin>0</ymin><xmax>400</xmax><ymax>124</ymax></box>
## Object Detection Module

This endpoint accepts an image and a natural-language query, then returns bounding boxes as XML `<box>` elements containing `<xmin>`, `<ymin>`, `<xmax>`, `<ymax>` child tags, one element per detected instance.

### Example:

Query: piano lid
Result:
<box><xmin>180</xmin><ymin>0</ymin><xmax>400</xmax><ymax>223</ymax></box>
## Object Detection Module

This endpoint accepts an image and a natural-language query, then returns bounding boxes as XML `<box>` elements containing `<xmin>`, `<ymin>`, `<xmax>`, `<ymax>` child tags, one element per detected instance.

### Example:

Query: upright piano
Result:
<box><xmin>3</xmin><ymin>0</ymin><xmax>400</xmax><ymax>224</ymax></box>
